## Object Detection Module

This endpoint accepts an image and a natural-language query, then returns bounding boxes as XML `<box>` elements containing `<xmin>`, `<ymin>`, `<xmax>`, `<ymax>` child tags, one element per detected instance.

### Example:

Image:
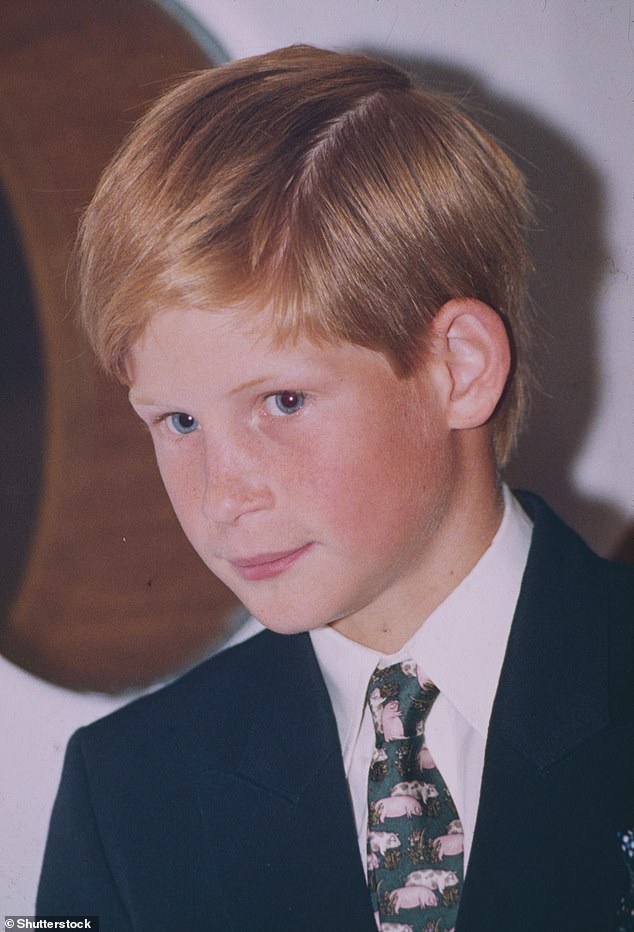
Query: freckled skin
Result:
<box><xmin>127</xmin><ymin>306</ymin><xmax>500</xmax><ymax>651</ymax></box>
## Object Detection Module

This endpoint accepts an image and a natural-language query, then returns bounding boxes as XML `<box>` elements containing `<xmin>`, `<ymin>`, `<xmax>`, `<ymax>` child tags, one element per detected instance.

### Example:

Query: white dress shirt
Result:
<box><xmin>224</xmin><ymin>486</ymin><xmax>532</xmax><ymax>876</ymax></box>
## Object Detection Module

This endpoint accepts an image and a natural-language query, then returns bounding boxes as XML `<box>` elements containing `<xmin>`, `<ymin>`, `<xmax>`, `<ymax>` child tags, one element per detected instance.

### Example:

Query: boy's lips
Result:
<box><xmin>227</xmin><ymin>544</ymin><xmax>313</xmax><ymax>581</ymax></box>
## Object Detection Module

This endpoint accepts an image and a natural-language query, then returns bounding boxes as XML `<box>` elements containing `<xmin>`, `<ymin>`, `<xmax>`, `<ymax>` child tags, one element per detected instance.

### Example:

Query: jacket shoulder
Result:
<box><xmin>75</xmin><ymin>627</ymin><xmax>293</xmax><ymax>762</ymax></box>
<box><xmin>516</xmin><ymin>490</ymin><xmax>634</xmax><ymax>596</ymax></box>
<box><xmin>491</xmin><ymin>493</ymin><xmax>634</xmax><ymax>756</ymax></box>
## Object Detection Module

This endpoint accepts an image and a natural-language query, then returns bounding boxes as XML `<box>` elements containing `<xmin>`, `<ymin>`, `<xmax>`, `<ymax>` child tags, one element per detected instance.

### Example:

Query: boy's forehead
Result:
<box><xmin>127</xmin><ymin>304</ymin><xmax>323</xmax><ymax>369</ymax></box>
<box><xmin>126</xmin><ymin>305</ymin><xmax>410</xmax><ymax>400</ymax></box>
<box><xmin>126</xmin><ymin>304</ymin><xmax>271</xmax><ymax>379</ymax></box>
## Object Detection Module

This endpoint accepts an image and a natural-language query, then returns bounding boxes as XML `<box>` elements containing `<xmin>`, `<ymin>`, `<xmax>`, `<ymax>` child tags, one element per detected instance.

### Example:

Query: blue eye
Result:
<box><xmin>267</xmin><ymin>391</ymin><xmax>305</xmax><ymax>416</ymax></box>
<box><xmin>167</xmin><ymin>413</ymin><xmax>199</xmax><ymax>435</ymax></box>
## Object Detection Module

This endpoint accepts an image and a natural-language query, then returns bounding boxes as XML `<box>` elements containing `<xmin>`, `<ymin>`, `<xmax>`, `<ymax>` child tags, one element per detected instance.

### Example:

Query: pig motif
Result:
<box><xmin>391</xmin><ymin>780</ymin><xmax>439</xmax><ymax>804</ymax></box>
<box><xmin>389</xmin><ymin>884</ymin><xmax>438</xmax><ymax>912</ymax></box>
<box><xmin>381</xmin><ymin>699</ymin><xmax>405</xmax><ymax>740</ymax></box>
<box><xmin>368</xmin><ymin>831</ymin><xmax>401</xmax><ymax>856</ymax></box>
<box><xmin>404</xmin><ymin>868</ymin><xmax>460</xmax><ymax>895</ymax></box>
<box><xmin>368</xmin><ymin>851</ymin><xmax>381</xmax><ymax>872</ymax></box>
<box><xmin>433</xmin><ymin>831</ymin><xmax>465</xmax><ymax>860</ymax></box>
<box><xmin>374</xmin><ymin>794</ymin><xmax>422</xmax><ymax>822</ymax></box>
<box><xmin>446</xmin><ymin>819</ymin><xmax>463</xmax><ymax>834</ymax></box>
<box><xmin>400</xmin><ymin>659</ymin><xmax>418</xmax><ymax>678</ymax></box>
<box><xmin>417</xmin><ymin>744</ymin><xmax>436</xmax><ymax>769</ymax></box>
<box><xmin>381</xmin><ymin>924</ymin><xmax>415</xmax><ymax>932</ymax></box>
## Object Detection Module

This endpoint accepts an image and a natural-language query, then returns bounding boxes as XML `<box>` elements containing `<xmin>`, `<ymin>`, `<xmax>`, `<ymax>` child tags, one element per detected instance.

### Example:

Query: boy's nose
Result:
<box><xmin>201</xmin><ymin>463</ymin><xmax>274</xmax><ymax>525</ymax></box>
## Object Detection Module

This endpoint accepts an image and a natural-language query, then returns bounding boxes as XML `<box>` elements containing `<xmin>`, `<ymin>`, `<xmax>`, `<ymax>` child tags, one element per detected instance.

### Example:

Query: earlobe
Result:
<box><xmin>430</xmin><ymin>298</ymin><xmax>511</xmax><ymax>430</ymax></box>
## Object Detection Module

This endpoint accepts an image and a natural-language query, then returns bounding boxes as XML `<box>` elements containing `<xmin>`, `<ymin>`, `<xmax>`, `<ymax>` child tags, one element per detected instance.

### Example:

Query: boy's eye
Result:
<box><xmin>265</xmin><ymin>391</ymin><xmax>305</xmax><ymax>417</ymax></box>
<box><xmin>165</xmin><ymin>412</ymin><xmax>199</xmax><ymax>435</ymax></box>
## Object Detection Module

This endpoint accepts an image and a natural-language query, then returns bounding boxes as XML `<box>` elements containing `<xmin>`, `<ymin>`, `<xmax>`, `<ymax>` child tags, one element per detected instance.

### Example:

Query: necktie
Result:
<box><xmin>366</xmin><ymin>661</ymin><xmax>464</xmax><ymax>932</ymax></box>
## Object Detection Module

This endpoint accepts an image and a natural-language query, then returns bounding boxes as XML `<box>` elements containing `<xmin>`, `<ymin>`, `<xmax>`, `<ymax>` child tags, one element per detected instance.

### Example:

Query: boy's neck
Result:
<box><xmin>331</xmin><ymin>462</ymin><xmax>505</xmax><ymax>654</ymax></box>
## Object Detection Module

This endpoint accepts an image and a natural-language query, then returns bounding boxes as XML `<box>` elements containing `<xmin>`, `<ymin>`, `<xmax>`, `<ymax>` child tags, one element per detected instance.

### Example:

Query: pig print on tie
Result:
<box><xmin>382</xmin><ymin>699</ymin><xmax>405</xmax><ymax>740</ymax></box>
<box><xmin>368</xmin><ymin>831</ymin><xmax>401</xmax><ymax>857</ymax></box>
<box><xmin>389</xmin><ymin>884</ymin><xmax>438</xmax><ymax>912</ymax></box>
<box><xmin>374</xmin><ymin>795</ymin><xmax>422</xmax><ymax>822</ymax></box>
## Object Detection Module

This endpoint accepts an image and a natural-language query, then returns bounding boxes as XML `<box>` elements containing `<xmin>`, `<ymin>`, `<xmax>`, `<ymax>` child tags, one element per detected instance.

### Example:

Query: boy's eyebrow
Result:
<box><xmin>128</xmin><ymin>370</ymin><xmax>315</xmax><ymax>408</ymax></box>
<box><xmin>128</xmin><ymin>376</ymin><xmax>280</xmax><ymax>408</ymax></box>
<box><xmin>128</xmin><ymin>391</ymin><xmax>161</xmax><ymax>406</ymax></box>
<box><xmin>227</xmin><ymin>375</ymin><xmax>281</xmax><ymax>396</ymax></box>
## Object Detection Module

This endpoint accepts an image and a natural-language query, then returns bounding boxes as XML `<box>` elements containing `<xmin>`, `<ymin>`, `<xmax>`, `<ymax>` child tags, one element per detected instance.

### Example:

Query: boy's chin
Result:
<box><xmin>256</xmin><ymin>617</ymin><xmax>327</xmax><ymax>637</ymax></box>
<box><xmin>244</xmin><ymin>604</ymin><xmax>332</xmax><ymax>637</ymax></box>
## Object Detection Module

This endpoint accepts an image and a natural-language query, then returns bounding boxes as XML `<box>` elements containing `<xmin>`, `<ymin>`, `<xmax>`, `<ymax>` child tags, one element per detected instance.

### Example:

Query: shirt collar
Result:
<box><xmin>310</xmin><ymin>622</ymin><xmax>381</xmax><ymax>757</ymax></box>
<box><xmin>404</xmin><ymin>485</ymin><xmax>532</xmax><ymax>737</ymax></box>
<box><xmin>310</xmin><ymin>485</ymin><xmax>533</xmax><ymax>753</ymax></box>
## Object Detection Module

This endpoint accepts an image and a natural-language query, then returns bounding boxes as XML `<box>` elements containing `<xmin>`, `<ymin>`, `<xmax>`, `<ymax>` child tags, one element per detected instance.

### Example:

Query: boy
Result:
<box><xmin>37</xmin><ymin>46</ymin><xmax>633</xmax><ymax>930</ymax></box>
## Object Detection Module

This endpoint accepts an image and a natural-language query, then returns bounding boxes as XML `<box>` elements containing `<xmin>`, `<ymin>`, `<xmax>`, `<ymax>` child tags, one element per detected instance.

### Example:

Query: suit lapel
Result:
<box><xmin>458</xmin><ymin>493</ymin><xmax>613</xmax><ymax>929</ymax></box>
<box><xmin>193</xmin><ymin>630</ymin><xmax>376</xmax><ymax>929</ymax></box>
<box><xmin>483</xmin><ymin>492</ymin><xmax>608</xmax><ymax>768</ymax></box>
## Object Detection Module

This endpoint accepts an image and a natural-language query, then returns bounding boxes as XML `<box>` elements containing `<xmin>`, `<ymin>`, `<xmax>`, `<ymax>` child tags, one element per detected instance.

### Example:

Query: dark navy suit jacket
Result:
<box><xmin>37</xmin><ymin>494</ymin><xmax>634</xmax><ymax>930</ymax></box>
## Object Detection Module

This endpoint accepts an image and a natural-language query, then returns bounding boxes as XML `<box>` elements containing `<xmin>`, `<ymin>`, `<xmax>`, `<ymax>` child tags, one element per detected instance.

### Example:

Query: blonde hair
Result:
<box><xmin>78</xmin><ymin>44</ymin><xmax>533</xmax><ymax>465</ymax></box>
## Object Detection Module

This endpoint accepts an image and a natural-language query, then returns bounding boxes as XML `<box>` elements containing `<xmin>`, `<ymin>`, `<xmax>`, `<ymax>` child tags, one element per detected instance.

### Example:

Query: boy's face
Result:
<box><xmin>127</xmin><ymin>307</ymin><xmax>460</xmax><ymax>643</ymax></box>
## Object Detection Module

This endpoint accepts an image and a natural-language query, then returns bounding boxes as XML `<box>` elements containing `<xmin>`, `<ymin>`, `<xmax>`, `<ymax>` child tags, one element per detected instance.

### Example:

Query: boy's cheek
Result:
<box><xmin>153</xmin><ymin>450</ymin><xmax>204</xmax><ymax>537</ymax></box>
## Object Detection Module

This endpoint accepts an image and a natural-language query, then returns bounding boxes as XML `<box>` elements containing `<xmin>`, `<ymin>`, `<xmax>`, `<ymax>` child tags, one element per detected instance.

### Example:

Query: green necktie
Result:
<box><xmin>366</xmin><ymin>661</ymin><xmax>464</xmax><ymax>932</ymax></box>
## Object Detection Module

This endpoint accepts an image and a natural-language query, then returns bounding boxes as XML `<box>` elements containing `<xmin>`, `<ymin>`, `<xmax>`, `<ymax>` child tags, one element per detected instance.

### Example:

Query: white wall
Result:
<box><xmin>178</xmin><ymin>0</ymin><xmax>634</xmax><ymax>558</ymax></box>
<box><xmin>0</xmin><ymin>656</ymin><xmax>139</xmax><ymax>913</ymax></box>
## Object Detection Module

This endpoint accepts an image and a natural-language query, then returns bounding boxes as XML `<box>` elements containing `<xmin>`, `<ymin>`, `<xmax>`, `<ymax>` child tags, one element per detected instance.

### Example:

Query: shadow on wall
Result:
<box><xmin>365</xmin><ymin>48</ymin><xmax>625</xmax><ymax>557</ymax></box>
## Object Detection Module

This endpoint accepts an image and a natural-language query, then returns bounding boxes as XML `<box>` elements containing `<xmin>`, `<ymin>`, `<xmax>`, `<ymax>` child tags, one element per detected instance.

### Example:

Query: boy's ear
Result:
<box><xmin>427</xmin><ymin>298</ymin><xmax>511</xmax><ymax>429</ymax></box>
